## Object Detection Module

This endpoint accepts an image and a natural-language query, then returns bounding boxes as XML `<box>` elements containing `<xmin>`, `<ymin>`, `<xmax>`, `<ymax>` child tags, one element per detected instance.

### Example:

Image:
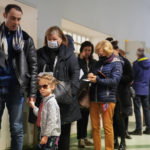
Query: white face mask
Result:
<box><xmin>47</xmin><ymin>40</ymin><xmax>59</xmax><ymax>49</ymax></box>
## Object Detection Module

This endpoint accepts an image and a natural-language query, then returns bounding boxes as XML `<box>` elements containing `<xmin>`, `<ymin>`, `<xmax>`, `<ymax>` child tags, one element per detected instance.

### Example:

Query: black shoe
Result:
<box><xmin>143</xmin><ymin>129</ymin><xmax>150</xmax><ymax>135</ymax></box>
<box><xmin>129</xmin><ymin>129</ymin><xmax>142</xmax><ymax>135</ymax></box>
<box><xmin>114</xmin><ymin>138</ymin><xmax>119</xmax><ymax>149</ymax></box>
<box><xmin>118</xmin><ymin>142</ymin><xmax>126</xmax><ymax>150</ymax></box>
<box><xmin>125</xmin><ymin>131</ymin><xmax>132</xmax><ymax>139</ymax></box>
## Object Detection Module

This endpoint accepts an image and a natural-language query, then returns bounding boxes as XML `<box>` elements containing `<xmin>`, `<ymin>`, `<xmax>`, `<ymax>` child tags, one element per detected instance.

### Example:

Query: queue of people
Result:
<box><xmin>1</xmin><ymin>3</ymin><xmax>150</xmax><ymax>150</ymax></box>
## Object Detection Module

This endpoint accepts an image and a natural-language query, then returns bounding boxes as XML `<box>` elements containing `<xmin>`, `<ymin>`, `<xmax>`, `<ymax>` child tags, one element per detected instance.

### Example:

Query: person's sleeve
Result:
<box><xmin>26</xmin><ymin>37</ymin><xmax>38</xmax><ymax>98</ymax></box>
<box><xmin>33</xmin><ymin>106</ymin><xmax>39</xmax><ymax>116</ymax></box>
<box><xmin>68</xmin><ymin>53</ymin><xmax>80</xmax><ymax>96</ymax></box>
<box><xmin>96</xmin><ymin>62</ymin><xmax>122</xmax><ymax>87</ymax></box>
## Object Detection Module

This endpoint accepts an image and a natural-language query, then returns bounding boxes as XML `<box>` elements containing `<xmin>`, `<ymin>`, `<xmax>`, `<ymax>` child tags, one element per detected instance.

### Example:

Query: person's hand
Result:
<box><xmin>26</xmin><ymin>97</ymin><xmax>36</xmax><ymax>103</ymax></box>
<box><xmin>88</xmin><ymin>73</ymin><xmax>97</xmax><ymax>83</ymax></box>
<box><xmin>40</xmin><ymin>136</ymin><xmax>48</xmax><ymax>145</ymax></box>
<box><xmin>89</xmin><ymin>75</ymin><xmax>97</xmax><ymax>83</ymax></box>
<box><xmin>29</xmin><ymin>100</ymin><xmax>35</xmax><ymax>109</ymax></box>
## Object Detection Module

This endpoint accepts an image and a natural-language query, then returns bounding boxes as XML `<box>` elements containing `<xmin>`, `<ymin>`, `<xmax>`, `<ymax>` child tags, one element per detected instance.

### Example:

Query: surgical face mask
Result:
<box><xmin>47</xmin><ymin>40</ymin><xmax>59</xmax><ymax>49</ymax></box>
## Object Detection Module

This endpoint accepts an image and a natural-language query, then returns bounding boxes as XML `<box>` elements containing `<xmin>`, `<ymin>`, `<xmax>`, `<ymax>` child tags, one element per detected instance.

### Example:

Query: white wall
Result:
<box><xmin>16</xmin><ymin>0</ymin><xmax>150</xmax><ymax>49</ymax></box>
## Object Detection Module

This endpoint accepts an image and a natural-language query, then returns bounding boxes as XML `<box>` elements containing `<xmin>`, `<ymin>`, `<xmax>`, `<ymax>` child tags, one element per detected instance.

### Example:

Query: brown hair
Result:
<box><xmin>119</xmin><ymin>49</ymin><xmax>125</xmax><ymax>57</ymax></box>
<box><xmin>5</xmin><ymin>4</ymin><xmax>23</xmax><ymax>14</ymax></box>
<box><xmin>44</xmin><ymin>26</ymin><xmax>68</xmax><ymax>46</ymax></box>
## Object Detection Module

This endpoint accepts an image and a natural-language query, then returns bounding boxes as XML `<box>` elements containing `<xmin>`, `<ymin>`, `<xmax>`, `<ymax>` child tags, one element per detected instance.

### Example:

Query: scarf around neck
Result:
<box><xmin>0</xmin><ymin>22</ymin><xmax>24</xmax><ymax>60</ymax></box>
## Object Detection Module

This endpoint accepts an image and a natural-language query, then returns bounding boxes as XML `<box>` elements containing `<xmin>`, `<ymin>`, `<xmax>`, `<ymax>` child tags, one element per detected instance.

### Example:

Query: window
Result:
<box><xmin>63</xmin><ymin>30</ymin><xmax>91</xmax><ymax>54</ymax></box>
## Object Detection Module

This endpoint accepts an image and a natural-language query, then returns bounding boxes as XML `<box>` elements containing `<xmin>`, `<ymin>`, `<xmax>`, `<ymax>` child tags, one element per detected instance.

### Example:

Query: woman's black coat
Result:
<box><xmin>118</xmin><ymin>56</ymin><xmax>133</xmax><ymax>116</ymax></box>
<box><xmin>29</xmin><ymin>44</ymin><xmax>81</xmax><ymax>125</ymax></box>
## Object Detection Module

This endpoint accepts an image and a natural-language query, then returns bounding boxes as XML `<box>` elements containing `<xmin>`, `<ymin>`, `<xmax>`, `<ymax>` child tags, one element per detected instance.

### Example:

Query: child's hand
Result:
<box><xmin>40</xmin><ymin>136</ymin><xmax>48</xmax><ymax>145</ymax></box>
<box><xmin>29</xmin><ymin>100</ymin><xmax>35</xmax><ymax>109</ymax></box>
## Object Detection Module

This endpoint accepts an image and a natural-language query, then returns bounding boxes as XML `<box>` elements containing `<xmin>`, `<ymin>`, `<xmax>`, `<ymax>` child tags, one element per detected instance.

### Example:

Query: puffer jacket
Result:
<box><xmin>133</xmin><ymin>56</ymin><xmax>150</xmax><ymax>96</ymax></box>
<box><xmin>0</xmin><ymin>26</ymin><xmax>38</xmax><ymax>97</ymax></box>
<box><xmin>90</xmin><ymin>55</ymin><xmax>122</xmax><ymax>103</ymax></box>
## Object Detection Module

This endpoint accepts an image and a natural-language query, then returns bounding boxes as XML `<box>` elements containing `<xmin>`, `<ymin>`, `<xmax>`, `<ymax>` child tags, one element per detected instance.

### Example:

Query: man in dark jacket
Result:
<box><xmin>0</xmin><ymin>4</ymin><xmax>37</xmax><ymax>150</ymax></box>
<box><xmin>130</xmin><ymin>48</ymin><xmax>150</xmax><ymax>135</ymax></box>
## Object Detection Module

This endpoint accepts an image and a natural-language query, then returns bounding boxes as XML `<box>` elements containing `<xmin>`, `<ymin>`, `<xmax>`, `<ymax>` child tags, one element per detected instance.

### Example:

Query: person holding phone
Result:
<box><xmin>88</xmin><ymin>40</ymin><xmax>122</xmax><ymax>150</ymax></box>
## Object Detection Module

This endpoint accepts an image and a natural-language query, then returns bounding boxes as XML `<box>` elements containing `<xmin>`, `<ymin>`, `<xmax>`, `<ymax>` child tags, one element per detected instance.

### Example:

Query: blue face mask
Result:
<box><xmin>47</xmin><ymin>40</ymin><xmax>59</xmax><ymax>49</ymax></box>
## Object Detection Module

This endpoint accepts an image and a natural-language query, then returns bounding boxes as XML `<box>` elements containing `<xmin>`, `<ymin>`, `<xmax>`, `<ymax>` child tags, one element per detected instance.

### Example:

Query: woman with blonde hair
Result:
<box><xmin>88</xmin><ymin>40</ymin><xmax>122</xmax><ymax>150</ymax></box>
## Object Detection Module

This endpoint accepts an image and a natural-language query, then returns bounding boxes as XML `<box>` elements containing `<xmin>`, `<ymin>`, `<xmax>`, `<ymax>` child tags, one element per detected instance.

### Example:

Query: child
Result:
<box><xmin>29</xmin><ymin>73</ymin><xmax>61</xmax><ymax>150</ymax></box>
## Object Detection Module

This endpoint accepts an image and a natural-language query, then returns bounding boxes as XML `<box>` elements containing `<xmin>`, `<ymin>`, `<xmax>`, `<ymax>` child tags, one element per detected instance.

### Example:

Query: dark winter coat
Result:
<box><xmin>78</xmin><ymin>56</ymin><xmax>97</xmax><ymax>79</ymax></box>
<box><xmin>0</xmin><ymin>28</ymin><xmax>38</xmax><ymax>97</ymax></box>
<box><xmin>36</xmin><ymin>44</ymin><xmax>81</xmax><ymax>125</ymax></box>
<box><xmin>118</xmin><ymin>56</ymin><xmax>133</xmax><ymax>116</ymax></box>
<box><xmin>78</xmin><ymin>56</ymin><xmax>97</xmax><ymax>90</ymax></box>
<box><xmin>133</xmin><ymin>56</ymin><xmax>150</xmax><ymax>96</ymax></box>
<box><xmin>90</xmin><ymin>55</ymin><xmax>122</xmax><ymax>103</ymax></box>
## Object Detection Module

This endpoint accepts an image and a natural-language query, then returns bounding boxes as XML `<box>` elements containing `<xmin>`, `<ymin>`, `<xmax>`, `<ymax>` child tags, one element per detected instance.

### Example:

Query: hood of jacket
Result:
<box><xmin>58</xmin><ymin>44</ymin><xmax>73</xmax><ymax>61</ymax></box>
<box><xmin>137</xmin><ymin>57</ymin><xmax>150</xmax><ymax>70</ymax></box>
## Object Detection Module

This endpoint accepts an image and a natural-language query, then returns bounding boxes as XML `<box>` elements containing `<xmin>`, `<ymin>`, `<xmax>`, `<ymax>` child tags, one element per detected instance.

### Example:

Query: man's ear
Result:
<box><xmin>3</xmin><ymin>12</ymin><xmax>6</xmax><ymax>19</ymax></box>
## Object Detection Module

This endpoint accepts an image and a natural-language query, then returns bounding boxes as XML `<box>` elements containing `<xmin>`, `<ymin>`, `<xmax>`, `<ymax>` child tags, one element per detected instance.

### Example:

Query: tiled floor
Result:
<box><xmin>70</xmin><ymin>120</ymin><xmax>150</xmax><ymax>150</ymax></box>
<box><xmin>7</xmin><ymin>116</ymin><xmax>150</xmax><ymax>150</ymax></box>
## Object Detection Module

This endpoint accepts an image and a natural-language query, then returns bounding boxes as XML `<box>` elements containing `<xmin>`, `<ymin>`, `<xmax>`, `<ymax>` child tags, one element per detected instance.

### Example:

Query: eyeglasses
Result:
<box><xmin>38</xmin><ymin>84</ymin><xmax>49</xmax><ymax>90</ymax></box>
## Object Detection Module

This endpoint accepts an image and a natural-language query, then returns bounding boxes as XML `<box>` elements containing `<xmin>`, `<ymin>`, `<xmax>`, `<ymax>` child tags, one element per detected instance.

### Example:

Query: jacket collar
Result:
<box><xmin>43</xmin><ymin>94</ymin><xmax>55</xmax><ymax>102</ymax></box>
<box><xmin>58</xmin><ymin>44</ymin><xmax>73</xmax><ymax>61</ymax></box>
<box><xmin>137</xmin><ymin>56</ymin><xmax>148</xmax><ymax>62</ymax></box>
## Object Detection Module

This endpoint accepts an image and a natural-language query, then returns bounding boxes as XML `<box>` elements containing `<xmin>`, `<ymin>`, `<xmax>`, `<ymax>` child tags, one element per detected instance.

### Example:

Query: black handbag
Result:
<box><xmin>54</xmin><ymin>81</ymin><xmax>73</xmax><ymax>104</ymax></box>
<box><xmin>41</xmin><ymin>63</ymin><xmax>73</xmax><ymax>105</ymax></box>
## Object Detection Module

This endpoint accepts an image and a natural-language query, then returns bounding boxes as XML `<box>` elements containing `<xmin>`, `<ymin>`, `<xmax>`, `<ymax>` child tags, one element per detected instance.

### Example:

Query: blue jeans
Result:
<box><xmin>133</xmin><ymin>95</ymin><xmax>150</xmax><ymax>130</ymax></box>
<box><xmin>0</xmin><ymin>85</ymin><xmax>24</xmax><ymax>150</ymax></box>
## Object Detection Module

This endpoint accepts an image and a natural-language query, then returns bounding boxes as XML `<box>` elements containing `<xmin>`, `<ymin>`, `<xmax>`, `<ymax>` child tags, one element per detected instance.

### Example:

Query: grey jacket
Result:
<box><xmin>33</xmin><ymin>94</ymin><xmax>61</xmax><ymax>137</ymax></box>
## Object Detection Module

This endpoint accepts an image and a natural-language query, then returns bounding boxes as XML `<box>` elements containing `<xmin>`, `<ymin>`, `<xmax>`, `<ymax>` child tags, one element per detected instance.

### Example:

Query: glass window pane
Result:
<box><xmin>74</xmin><ymin>44</ymin><xmax>78</xmax><ymax>51</ymax></box>
<box><xmin>81</xmin><ymin>36</ymin><xmax>85</xmax><ymax>43</ymax></box>
<box><xmin>77</xmin><ymin>35</ymin><xmax>81</xmax><ymax>43</ymax></box>
<box><xmin>73</xmin><ymin>33</ymin><xmax>77</xmax><ymax>42</ymax></box>
<box><xmin>77</xmin><ymin>44</ymin><xmax>80</xmax><ymax>51</ymax></box>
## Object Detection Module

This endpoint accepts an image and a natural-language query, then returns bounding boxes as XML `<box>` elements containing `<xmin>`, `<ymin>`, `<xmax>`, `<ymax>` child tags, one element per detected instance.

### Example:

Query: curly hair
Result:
<box><xmin>38</xmin><ymin>74</ymin><xmax>59</xmax><ymax>86</ymax></box>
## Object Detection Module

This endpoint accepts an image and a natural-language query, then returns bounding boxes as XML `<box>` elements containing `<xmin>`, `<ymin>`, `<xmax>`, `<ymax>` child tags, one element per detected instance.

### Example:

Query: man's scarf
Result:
<box><xmin>0</xmin><ymin>22</ymin><xmax>24</xmax><ymax>59</ymax></box>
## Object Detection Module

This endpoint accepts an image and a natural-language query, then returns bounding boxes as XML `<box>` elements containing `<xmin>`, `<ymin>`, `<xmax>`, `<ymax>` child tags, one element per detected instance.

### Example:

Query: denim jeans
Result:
<box><xmin>133</xmin><ymin>95</ymin><xmax>150</xmax><ymax>130</ymax></box>
<box><xmin>0</xmin><ymin>85</ymin><xmax>24</xmax><ymax>150</ymax></box>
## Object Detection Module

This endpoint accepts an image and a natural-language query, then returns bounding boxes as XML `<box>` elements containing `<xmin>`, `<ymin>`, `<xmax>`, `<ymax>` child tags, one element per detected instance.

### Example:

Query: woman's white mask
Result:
<box><xmin>47</xmin><ymin>40</ymin><xmax>59</xmax><ymax>49</ymax></box>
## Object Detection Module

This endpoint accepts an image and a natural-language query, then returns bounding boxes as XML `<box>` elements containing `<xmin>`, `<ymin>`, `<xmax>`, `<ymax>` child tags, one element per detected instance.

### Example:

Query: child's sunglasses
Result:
<box><xmin>38</xmin><ymin>84</ymin><xmax>49</xmax><ymax>90</ymax></box>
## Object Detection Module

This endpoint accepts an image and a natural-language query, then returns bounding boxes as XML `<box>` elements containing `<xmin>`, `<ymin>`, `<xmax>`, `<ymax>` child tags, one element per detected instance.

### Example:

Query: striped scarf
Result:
<box><xmin>0</xmin><ymin>22</ymin><xmax>24</xmax><ymax>60</ymax></box>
